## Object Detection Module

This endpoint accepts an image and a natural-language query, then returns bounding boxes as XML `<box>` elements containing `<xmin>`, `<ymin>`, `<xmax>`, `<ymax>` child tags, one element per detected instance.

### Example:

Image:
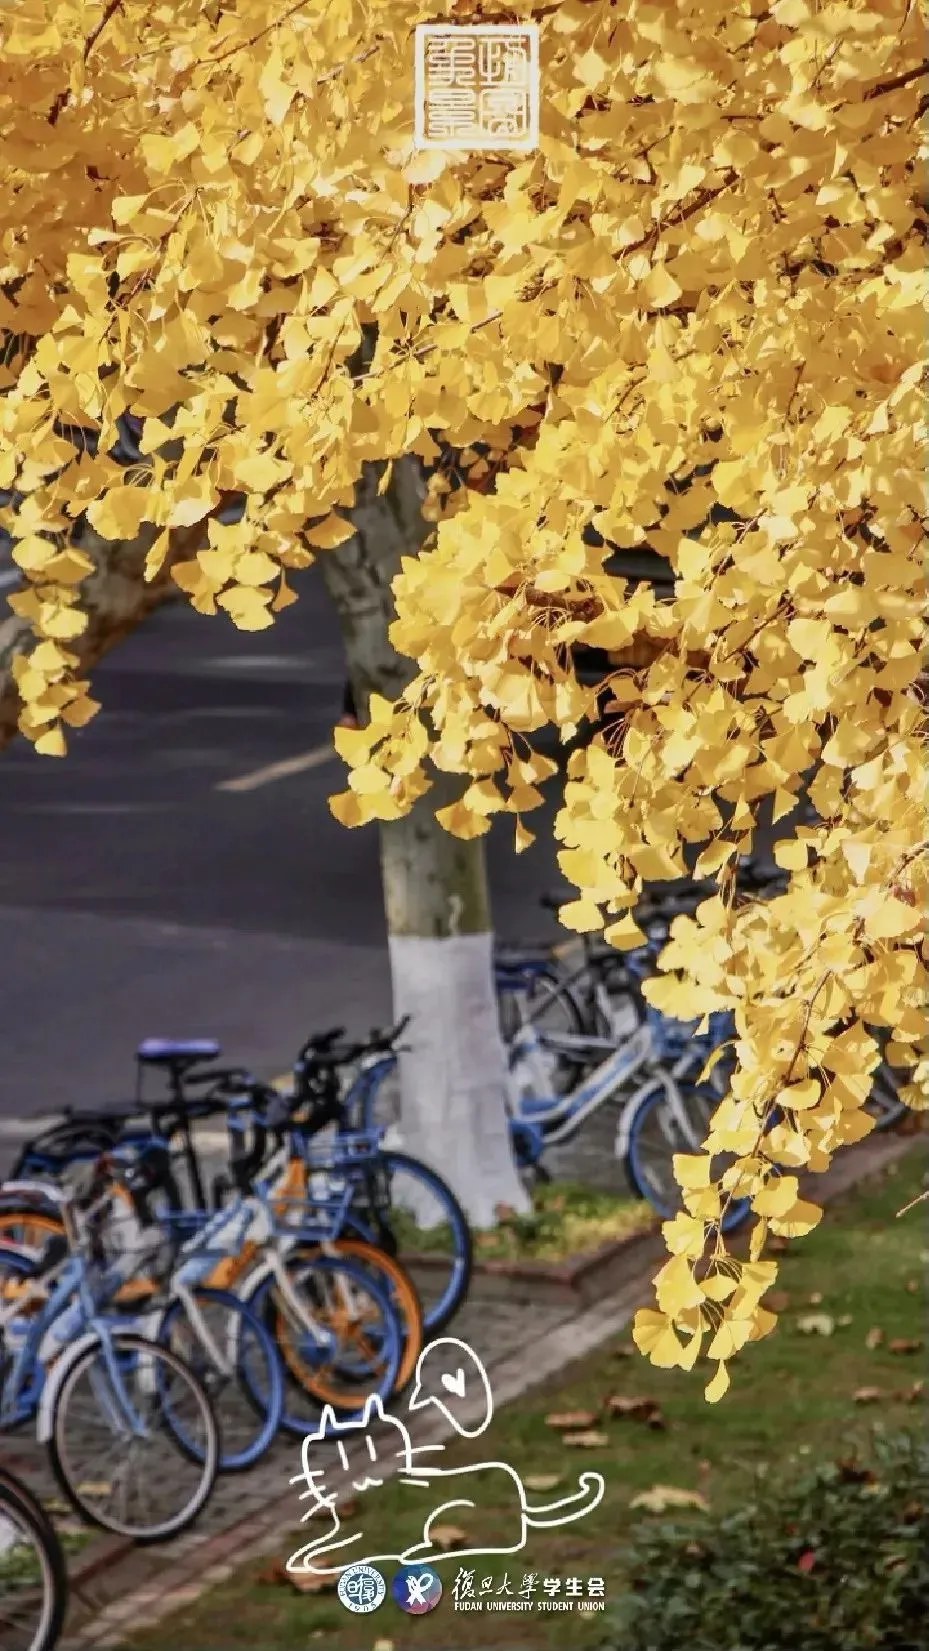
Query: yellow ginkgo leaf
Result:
<box><xmin>704</xmin><ymin>1362</ymin><xmax>730</xmax><ymax>1403</ymax></box>
<box><xmin>641</xmin><ymin>264</ymin><xmax>683</xmax><ymax>309</ymax></box>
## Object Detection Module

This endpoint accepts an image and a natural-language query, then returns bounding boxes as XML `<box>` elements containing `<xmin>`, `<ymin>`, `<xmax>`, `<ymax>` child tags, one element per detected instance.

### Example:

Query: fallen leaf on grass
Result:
<box><xmin>895</xmin><ymin>1380</ymin><xmax>925</xmax><ymax>1403</ymax></box>
<box><xmin>306</xmin><ymin>1497</ymin><xmax>357</xmax><ymax>1522</ymax></box>
<box><xmin>429</xmin><ymin>1525</ymin><xmax>468</xmax><ymax>1551</ymax></box>
<box><xmin>797</xmin><ymin>1549</ymin><xmax>816</xmax><ymax>1573</ymax></box>
<box><xmin>837</xmin><ymin>1314</ymin><xmax>853</xmax><ymax>1327</ymax></box>
<box><xmin>563</xmin><ymin>1430</ymin><xmax>610</xmax><ymax>1449</ymax></box>
<box><xmin>545</xmin><ymin>1409</ymin><xmax>599</xmax><ymax>1430</ymax></box>
<box><xmin>888</xmin><ymin>1338</ymin><xmax>923</xmax><ymax>1355</ymax></box>
<box><xmin>524</xmin><ymin>1474</ymin><xmax>563</xmax><ymax>1492</ymax></box>
<box><xmin>373</xmin><ymin>1641</ymin><xmax>395</xmax><ymax>1651</ymax></box>
<box><xmin>796</xmin><ymin>1313</ymin><xmax>834</xmax><ymax>1336</ymax></box>
<box><xmin>258</xmin><ymin>1561</ymin><xmax>288</xmax><ymax>1586</ymax></box>
<box><xmin>853</xmin><ymin>1387</ymin><xmax>884</xmax><ymax>1404</ymax></box>
<box><xmin>606</xmin><ymin>1394</ymin><xmax>660</xmax><ymax>1421</ymax></box>
<box><xmin>837</xmin><ymin>1459</ymin><xmax>876</xmax><ymax>1484</ymax></box>
<box><xmin>905</xmin><ymin>1278</ymin><xmax>921</xmax><ymax>1294</ymax></box>
<box><xmin>630</xmin><ymin>1484</ymin><xmax>709</xmax><ymax>1514</ymax></box>
<box><xmin>865</xmin><ymin>1326</ymin><xmax>883</xmax><ymax>1349</ymax></box>
<box><xmin>807</xmin><ymin>1291</ymin><xmax>823</xmax><ymax>1306</ymax></box>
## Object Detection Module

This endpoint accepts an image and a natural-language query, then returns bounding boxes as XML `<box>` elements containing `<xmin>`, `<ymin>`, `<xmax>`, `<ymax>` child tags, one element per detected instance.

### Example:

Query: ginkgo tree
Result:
<box><xmin>1</xmin><ymin>0</ymin><xmax>926</xmax><ymax>1393</ymax></box>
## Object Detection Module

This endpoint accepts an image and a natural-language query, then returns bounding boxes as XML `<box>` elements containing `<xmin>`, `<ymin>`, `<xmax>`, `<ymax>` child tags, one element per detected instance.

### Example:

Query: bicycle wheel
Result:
<box><xmin>0</xmin><ymin>1471</ymin><xmax>68</xmax><ymax>1651</ymax></box>
<box><xmin>497</xmin><ymin>964</ymin><xmax>586</xmax><ymax>1043</ymax></box>
<box><xmin>347</xmin><ymin>1149</ymin><xmax>473</xmax><ymax>1336</ymax></box>
<box><xmin>157</xmin><ymin>1287</ymin><xmax>283</xmax><ymax>1472</ymax></box>
<box><xmin>675</xmin><ymin>1084</ymin><xmax>752</xmax><ymax>1234</ymax></box>
<box><xmin>625</xmin><ymin>1084</ymin><xmax>751</xmax><ymax>1233</ymax></box>
<box><xmin>280</xmin><ymin>1239</ymin><xmax>424</xmax><ymax>1394</ymax></box>
<box><xmin>246</xmin><ymin>1254</ymin><xmax>402</xmax><ymax>1433</ymax></box>
<box><xmin>48</xmin><ymin>1333</ymin><xmax>219</xmax><ymax>1542</ymax></box>
<box><xmin>0</xmin><ymin>1207</ymin><xmax>64</xmax><ymax>1255</ymax></box>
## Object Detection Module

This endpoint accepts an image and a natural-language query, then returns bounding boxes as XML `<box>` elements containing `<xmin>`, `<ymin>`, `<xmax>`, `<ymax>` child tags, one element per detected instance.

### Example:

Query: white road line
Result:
<box><xmin>0</xmin><ymin>1117</ymin><xmax>59</xmax><ymax>1139</ymax></box>
<box><xmin>215</xmin><ymin>743</ymin><xmax>337</xmax><ymax>793</ymax></box>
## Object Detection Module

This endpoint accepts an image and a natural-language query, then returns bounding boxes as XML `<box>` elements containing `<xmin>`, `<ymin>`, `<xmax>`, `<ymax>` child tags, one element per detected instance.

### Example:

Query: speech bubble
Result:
<box><xmin>408</xmin><ymin>1336</ymin><xmax>494</xmax><ymax>1439</ymax></box>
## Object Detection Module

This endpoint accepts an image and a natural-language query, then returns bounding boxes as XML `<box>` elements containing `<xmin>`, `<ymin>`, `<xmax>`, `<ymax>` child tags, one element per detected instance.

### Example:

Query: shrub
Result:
<box><xmin>601</xmin><ymin>1432</ymin><xmax>928</xmax><ymax>1651</ymax></box>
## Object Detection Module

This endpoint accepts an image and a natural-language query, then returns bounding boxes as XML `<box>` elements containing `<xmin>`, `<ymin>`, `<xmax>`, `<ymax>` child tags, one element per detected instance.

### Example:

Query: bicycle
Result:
<box><xmin>107</xmin><ymin>1109</ymin><xmax>409</xmax><ymax>1432</ymax></box>
<box><xmin>0</xmin><ymin>1467</ymin><xmax>68</xmax><ymax>1651</ymax></box>
<box><xmin>114</xmin><ymin>1024</ymin><xmax>471</xmax><ymax>1339</ymax></box>
<box><xmin>496</xmin><ymin>868</ymin><xmax>909</xmax><ymax>1137</ymax></box>
<box><xmin>2</xmin><ymin>1077</ymin><xmax>423</xmax><ymax>1421</ymax></box>
<box><xmin>92</xmin><ymin>1144</ymin><xmax>286</xmax><ymax>1474</ymax></box>
<box><xmin>0</xmin><ymin>1177</ymin><xmax>220</xmax><ymax>1542</ymax></box>
<box><xmin>280</xmin><ymin>1022</ymin><xmax>474</xmax><ymax>1336</ymax></box>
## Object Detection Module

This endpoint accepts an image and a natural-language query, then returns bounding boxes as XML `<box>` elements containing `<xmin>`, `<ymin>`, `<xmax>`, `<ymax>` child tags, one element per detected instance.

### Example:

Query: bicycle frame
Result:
<box><xmin>0</xmin><ymin>1240</ymin><xmax>160</xmax><ymax>1440</ymax></box>
<box><xmin>506</xmin><ymin>1022</ymin><xmax>694</xmax><ymax>1146</ymax></box>
<box><xmin>497</xmin><ymin>939</ymin><xmax>641</xmax><ymax>1037</ymax></box>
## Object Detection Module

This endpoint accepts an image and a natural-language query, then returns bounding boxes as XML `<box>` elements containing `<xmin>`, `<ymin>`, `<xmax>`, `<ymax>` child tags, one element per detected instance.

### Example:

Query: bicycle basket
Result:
<box><xmin>300</xmin><ymin>1127</ymin><xmax>385</xmax><ymax>1175</ymax></box>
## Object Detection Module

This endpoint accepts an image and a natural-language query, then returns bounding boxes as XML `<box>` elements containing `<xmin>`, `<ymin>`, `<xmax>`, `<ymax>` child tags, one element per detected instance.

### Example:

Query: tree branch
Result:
<box><xmin>862</xmin><ymin>57</ymin><xmax>929</xmax><ymax>100</ymax></box>
<box><xmin>48</xmin><ymin>0</ymin><xmax>125</xmax><ymax>125</ymax></box>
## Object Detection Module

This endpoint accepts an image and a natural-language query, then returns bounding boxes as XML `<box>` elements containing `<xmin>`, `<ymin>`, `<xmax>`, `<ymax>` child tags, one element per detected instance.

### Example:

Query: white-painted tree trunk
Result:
<box><xmin>319</xmin><ymin>454</ymin><xmax>530</xmax><ymax>1225</ymax></box>
<box><xmin>387</xmin><ymin>934</ymin><xmax>530</xmax><ymax>1225</ymax></box>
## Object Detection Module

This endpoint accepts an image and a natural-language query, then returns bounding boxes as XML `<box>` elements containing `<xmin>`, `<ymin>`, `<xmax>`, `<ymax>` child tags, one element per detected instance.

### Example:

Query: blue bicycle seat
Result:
<box><xmin>136</xmin><ymin>1038</ymin><xmax>221</xmax><ymax>1067</ymax></box>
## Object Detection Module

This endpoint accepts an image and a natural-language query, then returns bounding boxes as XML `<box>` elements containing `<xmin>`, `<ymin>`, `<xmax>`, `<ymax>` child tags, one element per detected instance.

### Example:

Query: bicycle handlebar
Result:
<box><xmin>296</xmin><ymin>1016</ymin><xmax>411</xmax><ymax>1071</ymax></box>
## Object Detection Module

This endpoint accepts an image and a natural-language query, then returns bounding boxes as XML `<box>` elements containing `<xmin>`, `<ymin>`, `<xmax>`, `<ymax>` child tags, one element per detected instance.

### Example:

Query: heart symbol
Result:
<box><xmin>441</xmin><ymin>1369</ymin><xmax>466</xmax><ymax>1399</ymax></box>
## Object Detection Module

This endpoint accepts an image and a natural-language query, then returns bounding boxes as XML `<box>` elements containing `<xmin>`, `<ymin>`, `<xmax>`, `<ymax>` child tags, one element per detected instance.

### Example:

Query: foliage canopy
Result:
<box><xmin>1</xmin><ymin>0</ymin><xmax>926</xmax><ymax>1392</ymax></box>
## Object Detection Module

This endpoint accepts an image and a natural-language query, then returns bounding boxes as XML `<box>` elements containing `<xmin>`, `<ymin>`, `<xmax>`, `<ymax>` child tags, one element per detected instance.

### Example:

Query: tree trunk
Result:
<box><xmin>0</xmin><ymin>517</ymin><xmax>204</xmax><ymax>756</ymax></box>
<box><xmin>319</xmin><ymin>458</ymin><xmax>530</xmax><ymax>1224</ymax></box>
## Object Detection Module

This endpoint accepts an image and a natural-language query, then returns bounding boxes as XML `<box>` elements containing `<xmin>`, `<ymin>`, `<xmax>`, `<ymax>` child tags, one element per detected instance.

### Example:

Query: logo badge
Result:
<box><xmin>392</xmin><ymin>1565</ymin><xmax>444</xmax><ymax>1615</ymax></box>
<box><xmin>414</xmin><ymin>24</ymin><xmax>539</xmax><ymax>152</ymax></box>
<box><xmin>337</xmin><ymin>1563</ymin><xmax>386</xmax><ymax>1614</ymax></box>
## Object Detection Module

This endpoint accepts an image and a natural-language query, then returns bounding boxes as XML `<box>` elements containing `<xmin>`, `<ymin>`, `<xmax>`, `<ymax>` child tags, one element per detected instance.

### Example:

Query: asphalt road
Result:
<box><xmin>0</xmin><ymin>566</ymin><xmax>564</xmax><ymax>1138</ymax></box>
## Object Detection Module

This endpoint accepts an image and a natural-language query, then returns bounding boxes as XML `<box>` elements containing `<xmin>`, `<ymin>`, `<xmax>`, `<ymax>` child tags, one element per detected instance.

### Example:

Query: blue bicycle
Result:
<box><xmin>0</xmin><ymin>1178</ymin><xmax>219</xmax><ymax>1542</ymax></box>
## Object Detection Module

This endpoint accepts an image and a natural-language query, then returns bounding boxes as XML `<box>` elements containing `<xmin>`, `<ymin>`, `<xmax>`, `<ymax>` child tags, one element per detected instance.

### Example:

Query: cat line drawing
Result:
<box><xmin>286</xmin><ymin>1339</ymin><xmax>605</xmax><ymax>1577</ymax></box>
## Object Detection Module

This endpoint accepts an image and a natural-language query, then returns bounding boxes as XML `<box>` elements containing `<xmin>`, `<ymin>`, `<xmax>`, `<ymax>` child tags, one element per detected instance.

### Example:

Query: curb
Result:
<box><xmin>61</xmin><ymin>1127</ymin><xmax>924</xmax><ymax>1647</ymax></box>
<box><xmin>418</xmin><ymin>1217</ymin><xmax>661</xmax><ymax>1310</ymax></box>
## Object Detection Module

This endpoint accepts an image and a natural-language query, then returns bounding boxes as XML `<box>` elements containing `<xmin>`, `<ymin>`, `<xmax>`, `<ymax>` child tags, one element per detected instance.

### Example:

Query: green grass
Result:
<box><xmin>390</xmin><ymin>1178</ymin><xmax>655</xmax><ymax>1263</ymax></box>
<box><xmin>470</xmin><ymin>1179</ymin><xmax>656</xmax><ymax>1262</ymax></box>
<box><xmin>119</xmin><ymin>1143</ymin><xmax>927</xmax><ymax>1651</ymax></box>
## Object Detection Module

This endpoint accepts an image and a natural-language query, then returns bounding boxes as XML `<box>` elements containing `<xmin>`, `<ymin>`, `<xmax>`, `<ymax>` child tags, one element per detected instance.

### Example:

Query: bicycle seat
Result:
<box><xmin>136</xmin><ymin>1038</ymin><xmax>221</xmax><ymax>1074</ymax></box>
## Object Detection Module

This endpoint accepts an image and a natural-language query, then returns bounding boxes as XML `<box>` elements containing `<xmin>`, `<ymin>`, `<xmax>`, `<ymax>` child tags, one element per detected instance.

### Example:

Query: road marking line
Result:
<box><xmin>215</xmin><ymin>743</ymin><xmax>337</xmax><ymax>793</ymax></box>
<box><xmin>0</xmin><ymin>1117</ymin><xmax>58</xmax><ymax>1139</ymax></box>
